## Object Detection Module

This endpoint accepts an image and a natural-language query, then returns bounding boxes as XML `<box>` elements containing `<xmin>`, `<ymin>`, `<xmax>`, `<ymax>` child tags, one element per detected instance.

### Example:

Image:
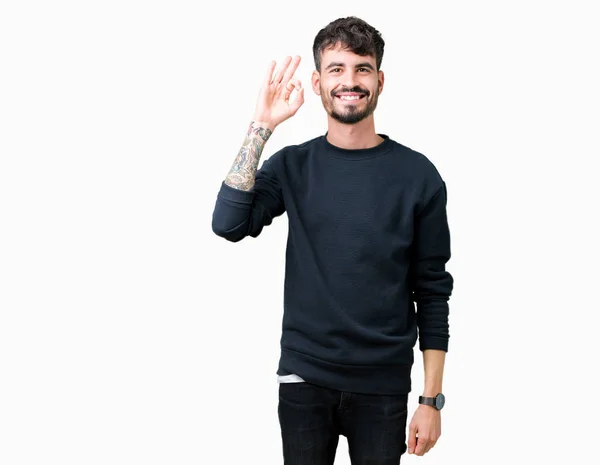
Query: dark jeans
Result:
<box><xmin>278</xmin><ymin>381</ymin><xmax>409</xmax><ymax>465</ymax></box>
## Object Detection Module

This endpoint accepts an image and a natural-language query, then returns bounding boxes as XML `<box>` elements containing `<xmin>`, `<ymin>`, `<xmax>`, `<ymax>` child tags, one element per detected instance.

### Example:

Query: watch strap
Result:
<box><xmin>418</xmin><ymin>396</ymin><xmax>436</xmax><ymax>407</ymax></box>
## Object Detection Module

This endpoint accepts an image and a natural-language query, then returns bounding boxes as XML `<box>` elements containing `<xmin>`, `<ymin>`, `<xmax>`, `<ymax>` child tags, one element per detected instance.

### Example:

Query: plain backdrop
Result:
<box><xmin>1</xmin><ymin>1</ymin><xmax>599</xmax><ymax>464</ymax></box>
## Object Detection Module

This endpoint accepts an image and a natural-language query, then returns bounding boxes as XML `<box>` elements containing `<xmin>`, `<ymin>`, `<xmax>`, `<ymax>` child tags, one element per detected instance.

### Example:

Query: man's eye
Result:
<box><xmin>331</xmin><ymin>68</ymin><xmax>341</xmax><ymax>73</ymax></box>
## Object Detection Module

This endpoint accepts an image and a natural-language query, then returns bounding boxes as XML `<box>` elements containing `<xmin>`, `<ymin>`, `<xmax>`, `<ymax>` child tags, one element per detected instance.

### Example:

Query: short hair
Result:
<box><xmin>312</xmin><ymin>16</ymin><xmax>385</xmax><ymax>72</ymax></box>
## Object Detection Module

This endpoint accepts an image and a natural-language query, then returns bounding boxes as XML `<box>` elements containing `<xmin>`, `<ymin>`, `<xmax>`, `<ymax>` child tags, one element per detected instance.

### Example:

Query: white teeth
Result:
<box><xmin>339</xmin><ymin>95</ymin><xmax>360</xmax><ymax>100</ymax></box>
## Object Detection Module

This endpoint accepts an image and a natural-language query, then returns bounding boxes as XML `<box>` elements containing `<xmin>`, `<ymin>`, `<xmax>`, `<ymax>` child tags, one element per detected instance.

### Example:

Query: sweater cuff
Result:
<box><xmin>217</xmin><ymin>181</ymin><xmax>255</xmax><ymax>205</ymax></box>
<box><xmin>419</xmin><ymin>336</ymin><xmax>449</xmax><ymax>352</ymax></box>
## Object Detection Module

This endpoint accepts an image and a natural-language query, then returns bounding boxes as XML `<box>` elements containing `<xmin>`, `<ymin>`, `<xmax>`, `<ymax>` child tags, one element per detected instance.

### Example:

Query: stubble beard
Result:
<box><xmin>321</xmin><ymin>83</ymin><xmax>380</xmax><ymax>125</ymax></box>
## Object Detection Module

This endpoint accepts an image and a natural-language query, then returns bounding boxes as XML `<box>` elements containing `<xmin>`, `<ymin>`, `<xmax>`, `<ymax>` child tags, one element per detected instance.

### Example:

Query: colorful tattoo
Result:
<box><xmin>224</xmin><ymin>122</ymin><xmax>273</xmax><ymax>191</ymax></box>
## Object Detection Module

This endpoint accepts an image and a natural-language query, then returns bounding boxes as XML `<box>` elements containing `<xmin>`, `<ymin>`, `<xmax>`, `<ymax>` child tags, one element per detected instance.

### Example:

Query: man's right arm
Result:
<box><xmin>211</xmin><ymin>121</ymin><xmax>285</xmax><ymax>242</ymax></box>
<box><xmin>211</xmin><ymin>55</ymin><xmax>304</xmax><ymax>242</ymax></box>
<box><xmin>224</xmin><ymin>120</ymin><xmax>274</xmax><ymax>192</ymax></box>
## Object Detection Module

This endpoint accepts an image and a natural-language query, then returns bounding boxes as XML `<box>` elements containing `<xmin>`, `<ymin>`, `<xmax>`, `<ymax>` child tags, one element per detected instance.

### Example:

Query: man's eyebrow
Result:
<box><xmin>324</xmin><ymin>62</ymin><xmax>375</xmax><ymax>70</ymax></box>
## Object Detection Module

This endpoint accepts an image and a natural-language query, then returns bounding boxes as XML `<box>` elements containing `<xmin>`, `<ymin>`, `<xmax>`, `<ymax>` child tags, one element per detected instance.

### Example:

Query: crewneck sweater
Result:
<box><xmin>212</xmin><ymin>133</ymin><xmax>454</xmax><ymax>395</ymax></box>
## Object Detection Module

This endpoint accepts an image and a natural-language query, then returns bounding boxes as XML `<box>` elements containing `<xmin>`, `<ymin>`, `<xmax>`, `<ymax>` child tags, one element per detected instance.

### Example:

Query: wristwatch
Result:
<box><xmin>418</xmin><ymin>393</ymin><xmax>445</xmax><ymax>410</ymax></box>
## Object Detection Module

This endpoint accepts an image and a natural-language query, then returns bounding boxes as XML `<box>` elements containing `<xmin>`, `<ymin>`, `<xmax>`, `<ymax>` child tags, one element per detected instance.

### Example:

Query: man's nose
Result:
<box><xmin>341</xmin><ymin>70</ymin><xmax>359</xmax><ymax>88</ymax></box>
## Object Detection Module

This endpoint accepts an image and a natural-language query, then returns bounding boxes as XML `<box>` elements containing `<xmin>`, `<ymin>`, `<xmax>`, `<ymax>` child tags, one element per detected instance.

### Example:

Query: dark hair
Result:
<box><xmin>312</xmin><ymin>16</ymin><xmax>385</xmax><ymax>72</ymax></box>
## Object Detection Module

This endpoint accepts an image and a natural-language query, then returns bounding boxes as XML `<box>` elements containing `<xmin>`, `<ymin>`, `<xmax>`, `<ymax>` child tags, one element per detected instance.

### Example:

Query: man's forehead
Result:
<box><xmin>321</xmin><ymin>45</ymin><xmax>375</xmax><ymax>65</ymax></box>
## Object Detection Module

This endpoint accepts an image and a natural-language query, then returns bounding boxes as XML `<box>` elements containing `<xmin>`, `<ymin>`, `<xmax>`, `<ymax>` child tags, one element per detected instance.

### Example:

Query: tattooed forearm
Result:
<box><xmin>224</xmin><ymin>121</ymin><xmax>273</xmax><ymax>191</ymax></box>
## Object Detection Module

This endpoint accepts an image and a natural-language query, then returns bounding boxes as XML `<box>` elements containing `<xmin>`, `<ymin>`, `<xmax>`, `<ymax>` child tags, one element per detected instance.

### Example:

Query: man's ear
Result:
<box><xmin>378</xmin><ymin>70</ymin><xmax>384</xmax><ymax>95</ymax></box>
<box><xmin>312</xmin><ymin>70</ymin><xmax>321</xmax><ymax>95</ymax></box>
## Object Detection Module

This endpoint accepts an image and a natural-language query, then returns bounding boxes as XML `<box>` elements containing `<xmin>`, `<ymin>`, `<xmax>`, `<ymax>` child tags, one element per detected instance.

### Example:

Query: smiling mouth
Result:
<box><xmin>335</xmin><ymin>94</ymin><xmax>366</xmax><ymax>101</ymax></box>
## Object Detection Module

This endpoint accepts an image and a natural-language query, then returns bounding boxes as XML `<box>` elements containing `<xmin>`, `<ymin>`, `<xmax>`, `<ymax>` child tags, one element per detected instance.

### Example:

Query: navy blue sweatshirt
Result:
<box><xmin>212</xmin><ymin>133</ymin><xmax>453</xmax><ymax>395</ymax></box>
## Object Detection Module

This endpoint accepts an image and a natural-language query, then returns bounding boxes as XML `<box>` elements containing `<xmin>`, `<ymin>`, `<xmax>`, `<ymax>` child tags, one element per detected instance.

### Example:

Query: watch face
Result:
<box><xmin>435</xmin><ymin>393</ymin><xmax>445</xmax><ymax>410</ymax></box>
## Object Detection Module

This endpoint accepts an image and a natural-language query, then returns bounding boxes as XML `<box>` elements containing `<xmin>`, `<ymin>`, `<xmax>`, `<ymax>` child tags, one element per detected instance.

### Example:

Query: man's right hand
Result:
<box><xmin>252</xmin><ymin>56</ymin><xmax>304</xmax><ymax>130</ymax></box>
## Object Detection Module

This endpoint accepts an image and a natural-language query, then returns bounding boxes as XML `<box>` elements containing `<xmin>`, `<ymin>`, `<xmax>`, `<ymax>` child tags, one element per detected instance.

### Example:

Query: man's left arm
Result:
<box><xmin>407</xmin><ymin>181</ymin><xmax>454</xmax><ymax>456</ymax></box>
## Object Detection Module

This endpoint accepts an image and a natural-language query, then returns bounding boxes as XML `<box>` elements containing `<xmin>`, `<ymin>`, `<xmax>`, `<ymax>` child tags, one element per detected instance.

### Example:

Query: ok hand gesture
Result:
<box><xmin>252</xmin><ymin>55</ymin><xmax>304</xmax><ymax>130</ymax></box>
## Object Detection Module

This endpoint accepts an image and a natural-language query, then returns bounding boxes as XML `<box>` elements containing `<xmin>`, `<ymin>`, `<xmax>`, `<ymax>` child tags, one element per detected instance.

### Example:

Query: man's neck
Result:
<box><xmin>325</xmin><ymin>116</ymin><xmax>384</xmax><ymax>150</ymax></box>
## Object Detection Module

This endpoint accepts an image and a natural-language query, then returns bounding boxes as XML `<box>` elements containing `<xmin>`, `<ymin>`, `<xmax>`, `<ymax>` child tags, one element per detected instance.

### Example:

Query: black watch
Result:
<box><xmin>418</xmin><ymin>393</ymin><xmax>445</xmax><ymax>410</ymax></box>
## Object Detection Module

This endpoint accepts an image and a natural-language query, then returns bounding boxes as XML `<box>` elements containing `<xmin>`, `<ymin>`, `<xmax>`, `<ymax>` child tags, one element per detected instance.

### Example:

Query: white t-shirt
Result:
<box><xmin>277</xmin><ymin>373</ymin><xmax>305</xmax><ymax>383</ymax></box>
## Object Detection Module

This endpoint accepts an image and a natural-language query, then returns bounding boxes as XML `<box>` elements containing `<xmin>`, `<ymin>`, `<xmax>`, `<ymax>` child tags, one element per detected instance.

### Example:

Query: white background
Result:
<box><xmin>1</xmin><ymin>1</ymin><xmax>598</xmax><ymax>464</ymax></box>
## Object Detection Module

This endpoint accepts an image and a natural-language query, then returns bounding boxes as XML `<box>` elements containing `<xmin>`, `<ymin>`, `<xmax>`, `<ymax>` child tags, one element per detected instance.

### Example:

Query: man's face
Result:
<box><xmin>312</xmin><ymin>44</ymin><xmax>384</xmax><ymax>124</ymax></box>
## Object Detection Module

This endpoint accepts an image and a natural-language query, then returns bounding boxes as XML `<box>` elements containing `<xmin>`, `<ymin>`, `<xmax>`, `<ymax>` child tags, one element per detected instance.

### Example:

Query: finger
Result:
<box><xmin>415</xmin><ymin>435</ymin><xmax>429</xmax><ymax>456</ymax></box>
<box><xmin>271</xmin><ymin>56</ymin><xmax>292</xmax><ymax>84</ymax></box>
<box><xmin>281</xmin><ymin>55</ymin><xmax>301</xmax><ymax>85</ymax></box>
<box><xmin>263</xmin><ymin>60</ymin><xmax>277</xmax><ymax>87</ymax></box>
<box><xmin>424</xmin><ymin>427</ymin><xmax>440</xmax><ymax>454</ymax></box>
<box><xmin>283</xmin><ymin>78</ymin><xmax>301</xmax><ymax>99</ymax></box>
<box><xmin>290</xmin><ymin>85</ymin><xmax>304</xmax><ymax>114</ymax></box>
<box><xmin>424</xmin><ymin>439</ymin><xmax>437</xmax><ymax>454</ymax></box>
<box><xmin>407</xmin><ymin>424</ymin><xmax>417</xmax><ymax>454</ymax></box>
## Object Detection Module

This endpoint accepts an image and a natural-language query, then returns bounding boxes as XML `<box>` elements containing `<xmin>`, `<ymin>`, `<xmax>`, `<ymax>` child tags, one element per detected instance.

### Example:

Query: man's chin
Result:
<box><xmin>330</xmin><ymin>111</ymin><xmax>368</xmax><ymax>125</ymax></box>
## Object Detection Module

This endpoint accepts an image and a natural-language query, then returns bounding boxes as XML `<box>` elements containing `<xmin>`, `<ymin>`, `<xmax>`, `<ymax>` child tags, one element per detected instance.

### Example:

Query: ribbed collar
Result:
<box><xmin>321</xmin><ymin>132</ymin><xmax>394</xmax><ymax>160</ymax></box>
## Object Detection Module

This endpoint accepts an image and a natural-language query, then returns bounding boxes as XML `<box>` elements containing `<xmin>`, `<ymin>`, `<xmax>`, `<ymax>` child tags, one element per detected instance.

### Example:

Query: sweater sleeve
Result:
<box><xmin>211</xmin><ymin>155</ymin><xmax>286</xmax><ymax>242</ymax></box>
<box><xmin>411</xmin><ymin>181</ymin><xmax>454</xmax><ymax>351</ymax></box>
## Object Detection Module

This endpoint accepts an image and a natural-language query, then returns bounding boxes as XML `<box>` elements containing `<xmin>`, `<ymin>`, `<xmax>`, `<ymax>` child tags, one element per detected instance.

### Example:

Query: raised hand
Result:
<box><xmin>252</xmin><ymin>55</ymin><xmax>304</xmax><ymax>130</ymax></box>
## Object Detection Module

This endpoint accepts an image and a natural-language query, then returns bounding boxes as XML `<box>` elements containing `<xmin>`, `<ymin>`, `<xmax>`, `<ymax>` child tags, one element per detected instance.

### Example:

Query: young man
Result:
<box><xmin>212</xmin><ymin>16</ymin><xmax>453</xmax><ymax>465</ymax></box>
